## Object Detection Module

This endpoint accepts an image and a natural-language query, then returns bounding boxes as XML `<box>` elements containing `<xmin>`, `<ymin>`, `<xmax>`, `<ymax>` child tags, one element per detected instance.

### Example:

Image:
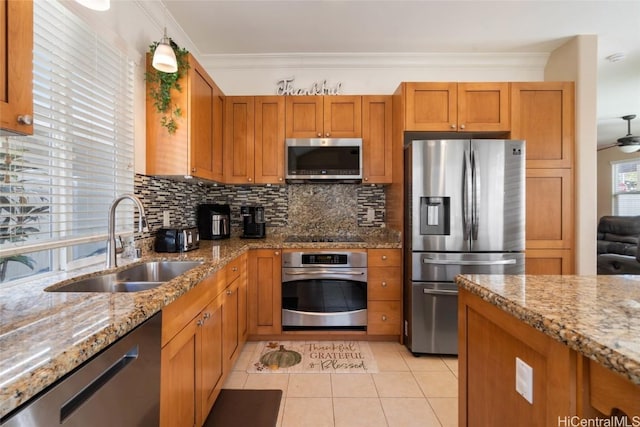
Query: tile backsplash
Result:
<box><xmin>135</xmin><ymin>174</ymin><xmax>386</xmax><ymax>235</ymax></box>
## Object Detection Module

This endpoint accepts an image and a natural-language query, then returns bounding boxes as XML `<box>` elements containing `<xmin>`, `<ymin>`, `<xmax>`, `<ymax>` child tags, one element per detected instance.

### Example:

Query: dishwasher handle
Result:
<box><xmin>60</xmin><ymin>345</ymin><xmax>139</xmax><ymax>423</ymax></box>
<box><xmin>422</xmin><ymin>288</ymin><xmax>458</xmax><ymax>296</ymax></box>
<box><xmin>422</xmin><ymin>257</ymin><xmax>517</xmax><ymax>266</ymax></box>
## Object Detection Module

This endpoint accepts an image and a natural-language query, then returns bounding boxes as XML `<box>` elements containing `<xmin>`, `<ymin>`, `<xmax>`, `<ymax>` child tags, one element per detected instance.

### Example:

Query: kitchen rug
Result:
<box><xmin>203</xmin><ymin>389</ymin><xmax>282</xmax><ymax>427</ymax></box>
<box><xmin>247</xmin><ymin>341</ymin><xmax>378</xmax><ymax>373</ymax></box>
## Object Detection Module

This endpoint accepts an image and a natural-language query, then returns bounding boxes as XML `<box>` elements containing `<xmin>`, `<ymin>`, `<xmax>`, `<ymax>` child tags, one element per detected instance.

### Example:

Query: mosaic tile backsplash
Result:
<box><xmin>134</xmin><ymin>174</ymin><xmax>386</xmax><ymax>237</ymax></box>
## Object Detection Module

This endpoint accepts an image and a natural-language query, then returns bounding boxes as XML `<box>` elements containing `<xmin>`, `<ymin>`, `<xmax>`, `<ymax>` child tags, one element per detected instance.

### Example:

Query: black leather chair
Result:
<box><xmin>597</xmin><ymin>216</ymin><xmax>640</xmax><ymax>275</ymax></box>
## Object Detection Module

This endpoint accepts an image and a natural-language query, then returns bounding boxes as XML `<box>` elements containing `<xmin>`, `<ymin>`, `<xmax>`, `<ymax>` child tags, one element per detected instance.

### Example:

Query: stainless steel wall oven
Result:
<box><xmin>282</xmin><ymin>251</ymin><xmax>367</xmax><ymax>330</ymax></box>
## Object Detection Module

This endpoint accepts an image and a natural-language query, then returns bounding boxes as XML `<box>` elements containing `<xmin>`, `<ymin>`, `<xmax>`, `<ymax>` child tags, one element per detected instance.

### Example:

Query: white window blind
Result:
<box><xmin>612</xmin><ymin>158</ymin><xmax>640</xmax><ymax>216</ymax></box>
<box><xmin>0</xmin><ymin>0</ymin><xmax>134</xmax><ymax>261</ymax></box>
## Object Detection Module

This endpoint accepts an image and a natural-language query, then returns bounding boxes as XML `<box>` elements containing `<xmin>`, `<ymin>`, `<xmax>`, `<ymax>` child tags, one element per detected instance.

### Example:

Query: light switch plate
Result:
<box><xmin>162</xmin><ymin>211</ymin><xmax>171</xmax><ymax>227</ymax></box>
<box><xmin>515</xmin><ymin>357</ymin><xmax>533</xmax><ymax>404</ymax></box>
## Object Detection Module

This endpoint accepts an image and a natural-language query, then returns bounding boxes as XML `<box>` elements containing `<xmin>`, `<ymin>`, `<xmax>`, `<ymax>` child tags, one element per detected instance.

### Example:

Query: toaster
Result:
<box><xmin>155</xmin><ymin>227</ymin><xmax>200</xmax><ymax>253</ymax></box>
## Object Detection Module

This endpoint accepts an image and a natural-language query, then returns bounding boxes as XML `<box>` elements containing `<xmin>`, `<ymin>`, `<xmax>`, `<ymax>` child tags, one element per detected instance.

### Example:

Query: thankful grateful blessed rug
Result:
<box><xmin>247</xmin><ymin>341</ymin><xmax>379</xmax><ymax>374</ymax></box>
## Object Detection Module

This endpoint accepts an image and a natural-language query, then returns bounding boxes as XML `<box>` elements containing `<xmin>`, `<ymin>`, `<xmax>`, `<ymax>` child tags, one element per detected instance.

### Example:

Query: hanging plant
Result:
<box><xmin>145</xmin><ymin>40</ymin><xmax>190</xmax><ymax>134</ymax></box>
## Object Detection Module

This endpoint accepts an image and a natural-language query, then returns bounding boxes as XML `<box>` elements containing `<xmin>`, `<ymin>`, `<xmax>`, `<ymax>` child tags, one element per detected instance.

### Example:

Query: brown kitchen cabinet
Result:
<box><xmin>160</xmin><ymin>271</ymin><xmax>226</xmax><ymax>427</ymax></box>
<box><xmin>224</xmin><ymin>96</ymin><xmax>285</xmax><ymax>184</ymax></box>
<box><xmin>512</xmin><ymin>82</ymin><xmax>575</xmax><ymax>274</ymax></box>
<box><xmin>0</xmin><ymin>0</ymin><xmax>33</xmax><ymax>135</ymax></box>
<box><xmin>367</xmin><ymin>249</ymin><xmax>402</xmax><ymax>336</ymax></box>
<box><xmin>248</xmin><ymin>249</ymin><xmax>282</xmax><ymax>336</ymax></box>
<box><xmin>403</xmin><ymin>82</ymin><xmax>510</xmax><ymax>132</ymax></box>
<box><xmin>147</xmin><ymin>53</ymin><xmax>224</xmax><ymax>182</ymax></box>
<box><xmin>362</xmin><ymin>95</ymin><xmax>393</xmax><ymax>184</ymax></box>
<box><xmin>285</xmin><ymin>95</ymin><xmax>362</xmax><ymax>138</ymax></box>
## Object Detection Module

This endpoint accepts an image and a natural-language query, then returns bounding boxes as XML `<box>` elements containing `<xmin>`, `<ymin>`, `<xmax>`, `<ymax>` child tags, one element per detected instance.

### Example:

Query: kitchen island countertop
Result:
<box><xmin>0</xmin><ymin>233</ymin><xmax>400</xmax><ymax>419</ymax></box>
<box><xmin>456</xmin><ymin>274</ymin><xmax>640</xmax><ymax>386</ymax></box>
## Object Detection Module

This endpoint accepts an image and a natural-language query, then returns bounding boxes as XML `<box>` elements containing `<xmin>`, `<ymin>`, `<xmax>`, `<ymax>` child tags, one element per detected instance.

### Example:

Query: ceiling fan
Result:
<box><xmin>617</xmin><ymin>115</ymin><xmax>640</xmax><ymax>153</ymax></box>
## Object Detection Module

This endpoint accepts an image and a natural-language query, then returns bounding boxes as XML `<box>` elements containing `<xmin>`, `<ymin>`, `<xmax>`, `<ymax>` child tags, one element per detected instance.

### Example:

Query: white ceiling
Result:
<box><xmin>162</xmin><ymin>0</ymin><xmax>640</xmax><ymax>148</ymax></box>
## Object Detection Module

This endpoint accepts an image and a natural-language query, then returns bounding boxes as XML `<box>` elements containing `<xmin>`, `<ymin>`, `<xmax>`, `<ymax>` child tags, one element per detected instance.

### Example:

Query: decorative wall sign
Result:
<box><xmin>276</xmin><ymin>77</ymin><xmax>342</xmax><ymax>96</ymax></box>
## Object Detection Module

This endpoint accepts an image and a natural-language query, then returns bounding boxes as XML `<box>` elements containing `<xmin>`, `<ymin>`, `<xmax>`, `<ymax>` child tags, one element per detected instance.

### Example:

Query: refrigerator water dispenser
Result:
<box><xmin>420</xmin><ymin>196</ymin><xmax>450</xmax><ymax>235</ymax></box>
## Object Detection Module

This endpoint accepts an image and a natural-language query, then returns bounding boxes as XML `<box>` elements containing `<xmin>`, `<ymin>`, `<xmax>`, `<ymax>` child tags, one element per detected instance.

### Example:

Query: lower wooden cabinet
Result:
<box><xmin>367</xmin><ymin>249</ymin><xmax>402</xmax><ymax>336</ymax></box>
<box><xmin>160</xmin><ymin>256</ymin><xmax>247</xmax><ymax>427</ymax></box>
<box><xmin>248</xmin><ymin>249</ymin><xmax>282</xmax><ymax>336</ymax></box>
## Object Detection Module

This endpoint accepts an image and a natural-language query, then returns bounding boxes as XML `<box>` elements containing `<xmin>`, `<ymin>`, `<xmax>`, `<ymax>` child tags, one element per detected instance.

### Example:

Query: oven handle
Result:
<box><xmin>422</xmin><ymin>258</ymin><xmax>517</xmax><ymax>266</ymax></box>
<box><xmin>283</xmin><ymin>270</ymin><xmax>366</xmax><ymax>276</ymax></box>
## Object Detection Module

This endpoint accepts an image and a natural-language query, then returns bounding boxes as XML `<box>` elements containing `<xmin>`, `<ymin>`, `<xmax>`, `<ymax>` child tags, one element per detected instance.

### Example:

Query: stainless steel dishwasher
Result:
<box><xmin>1</xmin><ymin>312</ymin><xmax>161</xmax><ymax>427</ymax></box>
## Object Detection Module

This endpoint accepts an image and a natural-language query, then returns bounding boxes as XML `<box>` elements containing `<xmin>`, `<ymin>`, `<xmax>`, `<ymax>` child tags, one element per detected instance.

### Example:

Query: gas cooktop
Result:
<box><xmin>284</xmin><ymin>235</ymin><xmax>365</xmax><ymax>243</ymax></box>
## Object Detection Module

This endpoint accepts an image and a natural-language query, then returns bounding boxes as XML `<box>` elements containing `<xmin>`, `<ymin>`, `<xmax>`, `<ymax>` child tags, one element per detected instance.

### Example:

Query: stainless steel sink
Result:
<box><xmin>46</xmin><ymin>261</ymin><xmax>203</xmax><ymax>293</ymax></box>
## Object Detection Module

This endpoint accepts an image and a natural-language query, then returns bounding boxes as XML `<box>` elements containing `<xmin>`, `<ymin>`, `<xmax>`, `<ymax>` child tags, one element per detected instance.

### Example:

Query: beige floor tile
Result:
<box><xmin>442</xmin><ymin>357</ymin><xmax>458</xmax><ymax>371</ymax></box>
<box><xmin>281</xmin><ymin>398</ymin><xmax>334</xmax><ymax>427</ymax></box>
<box><xmin>381</xmin><ymin>397</ymin><xmax>442</xmax><ymax>427</ymax></box>
<box><xmin>233</xmin><ymin>346</ymin><xmax>256</xmax><ymax>371</ymax></box>
<box><xmin>276</xmin><ymin>398</ymin><xmax>285</xmax><ymax>427</ymax></box>
<box><xmin>333</xmin><ymin>398</ymin><xmax>387</xmax><ymax>427</ymax></box>
<box><xmin>288</xmin><ymin>373</ymin><xmax>332</xmax><ymax>397</ymax></box>
<box><xmin>375</xmin><ymin>351</ymin><xmax>411</xmax><ymax>372</ymax></box>
<box><xmin>429</xmin><ymin>397</ymin><xmax>458</xmax><ymax>427</ymax></box>
<box><xmin>331</xmin><ymin>373</ymin><xmax>378</xmax><ymax>397</ymax></box>
<box><xmin>222</xmin><ymin>370</ymin><xmax>247</xmax><ymax>389</ymax></box>
<box><xmin>372</xmin><ymin>372</ymin><xmax>424</xmax><ymax>397</ymax></box>
<box><xmin>244</xmin><ymin>373</ymin><xmax>290</xmax><ymax>396</ymax></box>
<box><xmin>368</xmin><ymin>341</ymin><xmax>406</xmax><ymax>355</ymax></box>
<box><xmin>402</xmin><ymin>353</ymin><xmax>450</xmax><ymax>372</ymax></box>
<box><xmin>414</xmin><ymin>371</ymin><xmax>458</xmax><ymax>398</ymax></box>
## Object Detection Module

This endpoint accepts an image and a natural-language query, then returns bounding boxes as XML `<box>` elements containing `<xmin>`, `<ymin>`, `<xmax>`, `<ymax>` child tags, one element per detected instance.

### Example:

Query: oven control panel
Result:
<box><xmin>301</xmin><ymin>254</ymin><xmax>348</xmax><ymax>265</ymax></box>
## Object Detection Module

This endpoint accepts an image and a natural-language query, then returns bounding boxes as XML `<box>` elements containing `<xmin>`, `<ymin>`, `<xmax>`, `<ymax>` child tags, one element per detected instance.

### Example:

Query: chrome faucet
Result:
<box><xmin>106</xmin><ymin>194</ymin><xmax>149</xmax><ymax>269</ymax></box>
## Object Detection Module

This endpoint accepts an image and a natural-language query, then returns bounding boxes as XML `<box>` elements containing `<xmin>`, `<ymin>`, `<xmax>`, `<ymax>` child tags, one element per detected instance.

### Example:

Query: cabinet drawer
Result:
<box><xmin>367</xmin><ymin>301</ymin><xmax>401</xmax><ymax>335</ymax></box>
<box><xmin>368</xmin><ymin>267</ymin><xmax>402</xmax><ymax>300</ymax></box>
<box><xmin>589</xmin><ymin>360</ymin><xmax>640</xmax><ymax>417</ymax></box>
<box><xmin>226</xmin><ymin>256</ymin><xmax>244</xmax><ymax>283</ymax></box>
<box><xmin>368</xmin><ymin>249</ymin><xmax>401</xmax><ymax>267</ymax></box>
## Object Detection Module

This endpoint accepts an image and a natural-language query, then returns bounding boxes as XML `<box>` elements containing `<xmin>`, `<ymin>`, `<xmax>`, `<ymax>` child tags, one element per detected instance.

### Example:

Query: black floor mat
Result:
<box><xmin>203</xmin><ymin>389</ymin><xmax>283</xmax><ymax>427</ymax></box>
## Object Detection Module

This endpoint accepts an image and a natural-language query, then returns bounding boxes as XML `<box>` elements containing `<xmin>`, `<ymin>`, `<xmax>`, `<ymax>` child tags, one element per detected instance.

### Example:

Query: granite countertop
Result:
<box><xmin>456</xmin><ymin>274</ymin><xmax>640</xmax><ymax>387</ymax></box>
<box><xmin>0</xmin><ymin>232</ymin><xmax>400</xmax><ymax>419</ymax></box>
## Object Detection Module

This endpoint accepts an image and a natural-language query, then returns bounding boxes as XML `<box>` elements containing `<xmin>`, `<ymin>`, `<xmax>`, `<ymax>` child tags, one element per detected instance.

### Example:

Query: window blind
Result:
<box><xmin>612</xmin><ymin>158</ymin><xmax>640</xmax><ymax>216</ymax></box>
<box><xmin>0</xmin><ymin>0</ymin><xmax>134</xmax><ymax>259</ymax></box>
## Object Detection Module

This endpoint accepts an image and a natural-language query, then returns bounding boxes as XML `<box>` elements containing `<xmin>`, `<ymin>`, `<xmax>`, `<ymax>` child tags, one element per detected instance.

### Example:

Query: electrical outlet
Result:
<box><xmin>367</xmin><ymin>208</ymin><xmax>375</xmax><ymax>221</ymax></box>
<box><xmin>162</xmin><ymin>210</ymin><xmax>171</xmax><ymax>227</ymax></box>
<box><xmin>515</xmin><ymin>357</ymin><xmax>533</xmax><ymax>404</ymax></box>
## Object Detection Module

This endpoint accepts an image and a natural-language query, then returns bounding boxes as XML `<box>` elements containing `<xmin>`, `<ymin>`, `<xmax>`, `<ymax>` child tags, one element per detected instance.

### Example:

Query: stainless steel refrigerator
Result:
<box><xmin>404</xmin><ymin>139</ymin><xmax>526</xmax><ymax>355</ymax></box>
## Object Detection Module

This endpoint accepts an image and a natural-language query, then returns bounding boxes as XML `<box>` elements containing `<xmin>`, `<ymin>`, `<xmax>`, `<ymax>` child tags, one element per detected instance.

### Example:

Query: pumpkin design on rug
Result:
<box><xmin>249</xmin><ymin>341</ymin><xmax>378</xmax><ymax>373</ymax></box>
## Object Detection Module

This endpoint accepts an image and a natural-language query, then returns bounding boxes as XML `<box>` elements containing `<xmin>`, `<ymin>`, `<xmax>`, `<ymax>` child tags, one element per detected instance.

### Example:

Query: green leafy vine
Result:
<box><xmin>145</xmin><ymin>41</ymin><xmax>190</xmax><ymax>134</ymax></box>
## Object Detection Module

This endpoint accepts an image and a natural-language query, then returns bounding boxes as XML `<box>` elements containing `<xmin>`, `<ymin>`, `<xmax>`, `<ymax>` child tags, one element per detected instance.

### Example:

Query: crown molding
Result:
<box><xmin>199</xmin><ymin>52</ymin><xmax>549</xmax><ymax>71</ymax></box>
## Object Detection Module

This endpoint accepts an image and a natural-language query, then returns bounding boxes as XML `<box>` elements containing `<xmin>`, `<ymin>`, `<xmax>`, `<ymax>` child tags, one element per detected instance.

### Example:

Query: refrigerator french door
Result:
<box><xmin>404</xmin><ymin>139</ymin><xmax>525</xmax><ymax>355</ymax></box>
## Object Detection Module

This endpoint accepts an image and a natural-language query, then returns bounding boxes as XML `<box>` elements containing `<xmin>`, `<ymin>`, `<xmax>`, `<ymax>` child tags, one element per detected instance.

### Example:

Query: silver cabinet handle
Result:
<box><xmin>203</xmin><ymin>312</ymin><xmax>211</xmax><ymax>320</ymax></box>
<box><xmin>381</xmin><ymin>315</ymin><xmax>387</xmax><ymax>321</ymax></box>
<box><xmin>423</xmin><ymin>289</ymin><xmax>458</xmax><ymax>296</ymax></box>
<box><xmin>381</xmin><ymin>255</ymin><xmax>387</xmax><ymax>260</ymax></box>
<box><xmin>232</xmin><ymin>267</ymin><xmax>238</xmax><ymax>272</ymax></box>
<box><xmin>226</xmin><ymin>289</ymin><xmax>233</xmax><ymax>295</ymax></box>
<box><xmin>17</xmin><ymin>114</ymin><xmax>33</xmax><ymax>125</ymax></box>
<box><xmin>422</xmin><ymin>257</ymin><xmax>517</xmax><ymax>266</ymax></box>
<box><xmin>274</xmin><ymin>251</ymin><xmax>280</xmax><ymax>256</ymax></box>
<box><xmin>381</xmin><ymin>281</ymin><xmax>387</xmax><ymax>288</ymax></box>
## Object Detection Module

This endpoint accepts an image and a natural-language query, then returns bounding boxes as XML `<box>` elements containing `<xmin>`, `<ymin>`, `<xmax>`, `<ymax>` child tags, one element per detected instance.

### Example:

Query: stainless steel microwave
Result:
<box><xmin>285</xmin><ymin>138</ymin><xmax>363</xmax><ymax>183</ymax></box>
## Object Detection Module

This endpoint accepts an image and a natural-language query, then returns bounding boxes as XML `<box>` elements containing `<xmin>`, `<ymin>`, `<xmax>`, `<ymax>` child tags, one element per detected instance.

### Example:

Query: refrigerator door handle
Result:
<box><xmin>471</xmin><ymin>149</ymin><xmax>480</xmax><ymax>240</ymax></box>
<box><xmin>463</xmin><ymin>150</ymin><xmax>472</xmax><ymax>240</ymax></box>
<box><xmin>422</xmin><ymin>288</ymin><xmax>458</xmax><ymax>296</ymax></box>
<box><xmin>422</xmin><ymin>257</ymin><xmax>518</xmax><ymax>266</ymax></box>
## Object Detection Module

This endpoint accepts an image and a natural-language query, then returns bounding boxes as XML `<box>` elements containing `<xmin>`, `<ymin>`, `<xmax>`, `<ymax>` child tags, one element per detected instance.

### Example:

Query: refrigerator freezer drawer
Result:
<box><xmin>412</xmin><ymin>252</ymin><xmax>525</xmax><ymax>282</ymax></box>
<box><xmin>408</xmin><ymin>282</ymin><xmax>458</xmax><ymax>355</ymax></box>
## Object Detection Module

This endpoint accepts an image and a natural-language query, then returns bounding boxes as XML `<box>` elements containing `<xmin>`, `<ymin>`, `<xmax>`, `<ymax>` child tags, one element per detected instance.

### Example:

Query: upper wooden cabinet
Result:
<box><xmin>362</xmin><ymin>96</ymin><xmax>393</xmax><ymax>184</ymax></box>
<box><xmin>0</xmin><ymin>0</ymin><xmax>33</xmax><ymax>135</ymax></box>
<box><xmin>511</xmin><ymin>82</ymin><xmax>575</xmax><ymax>169</ymax></box>
<box><xmin>285</xmin><ymin>95</ymin><xmax>362</xmax><ymax>138</ymax></box>
<box><xmin>146</xmin><ymin>54</ymin><xmax>224</xmax><ymax>182</ymax></box>
<box><xmin>224</xmin><ymin>96</ymin><xmax>285</xmax><ymax>184</ymax></box>
<box><xmin>403</xmin><ymin>82</ymin><xmax>510</xmax><ymax>132</ymax></box>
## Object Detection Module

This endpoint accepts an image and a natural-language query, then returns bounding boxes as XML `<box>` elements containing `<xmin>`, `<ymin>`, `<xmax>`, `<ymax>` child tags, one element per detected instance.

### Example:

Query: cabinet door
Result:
<box><xmin>200</xmin><ymin>294</ymin><xmax>224</xmax><ymax>425</ymax></box>
<box><xmin>222</xmin><ymin>278</ymin><xmax>240</xmax><ymax>372</ymax></box>
<box><xmin>160</xmin><ymin>317</ymin><xmax>198</xmax><ymax>427</ymax></box>
<box><xmin>190</xmin><ymin>61</ymin><xmax>215</xmax><ymax>180</ymax></box>
<box><xmin>211</xmin><ymin>92</ymin><xmax>225</xmax><ymax>182</ymax></box>
<box><xmin>362</xmin><ymin>96</ymin><xmax>392</xmax><ymax>184</ymax></box>
<box><xmin>255</xmin><ymin>96</ymin><xmax>285</xmax><ymax>184</ymax></box>
<box><xmin>248</xmin><ymin>249</ymin><xmax>282</xmax><ymax>335</ymax></box>
<box><xmin>367</xmin><ymin>301</ymin><xmax>401</xmax><ymax>335</ymax></box>
<box><xmin>368</xmin><ymin>267</ymin><xmax>402</xmax><ymax>300</ymax></box>
<box><xmin>236</xmin><ymin>253</ymin><xmax>249</xmax><ymax>344</ymax></box>
<box><xmin>511</xmin><ymin>82</ymin><xmax>574</xmax><ymax>169</ymax></box>
<box><xmin>404</xmin><ymin>82</ymin><xmax>457</xmax><ymax>131</ymax></box>
<box><xmin>324</xmin><ymin>95</ymin><xmax>362</xmax><ymax>138</ymax></box>
<box><xmin>458</xmin><ymin>82</ymin><xmax>510</xmax><ymax>131</ymax></box>
<box><xmin>0</xmin><ymin>0</ymin><xmax>33</xmax><ymax>135</ymax></box>
<box><xmin>224</xmin><ymin>96</ymin><xmax>255</xmax><ymax>184</ymax></box>
<box><xmin>285</xmin><ymin>96</ymin><xmax>323</xmax><ymax>138</ymax></box>
<box><xmin>525</xmin><ymin>249</ymin><xmax>573</xmax><ymax>275</ymax></box>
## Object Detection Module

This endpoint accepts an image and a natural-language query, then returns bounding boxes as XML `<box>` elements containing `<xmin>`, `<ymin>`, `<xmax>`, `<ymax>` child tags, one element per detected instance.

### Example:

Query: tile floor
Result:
<box><xmin>223</xmin><ymin>341</ymin><xmax>458</xmax><ymax>427</ymax></box>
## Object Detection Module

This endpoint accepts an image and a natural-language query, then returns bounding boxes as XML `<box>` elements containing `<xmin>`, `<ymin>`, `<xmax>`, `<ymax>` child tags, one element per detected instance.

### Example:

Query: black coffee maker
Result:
<box><xmin>240</xmin><ymin>206</ymin><xmax>266</xmax><ymax>239</ymax></box>
<box><xmin>197</xmin><ymin>204</ymin><xmax>231</xmax><ymax>240</ymax></box>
